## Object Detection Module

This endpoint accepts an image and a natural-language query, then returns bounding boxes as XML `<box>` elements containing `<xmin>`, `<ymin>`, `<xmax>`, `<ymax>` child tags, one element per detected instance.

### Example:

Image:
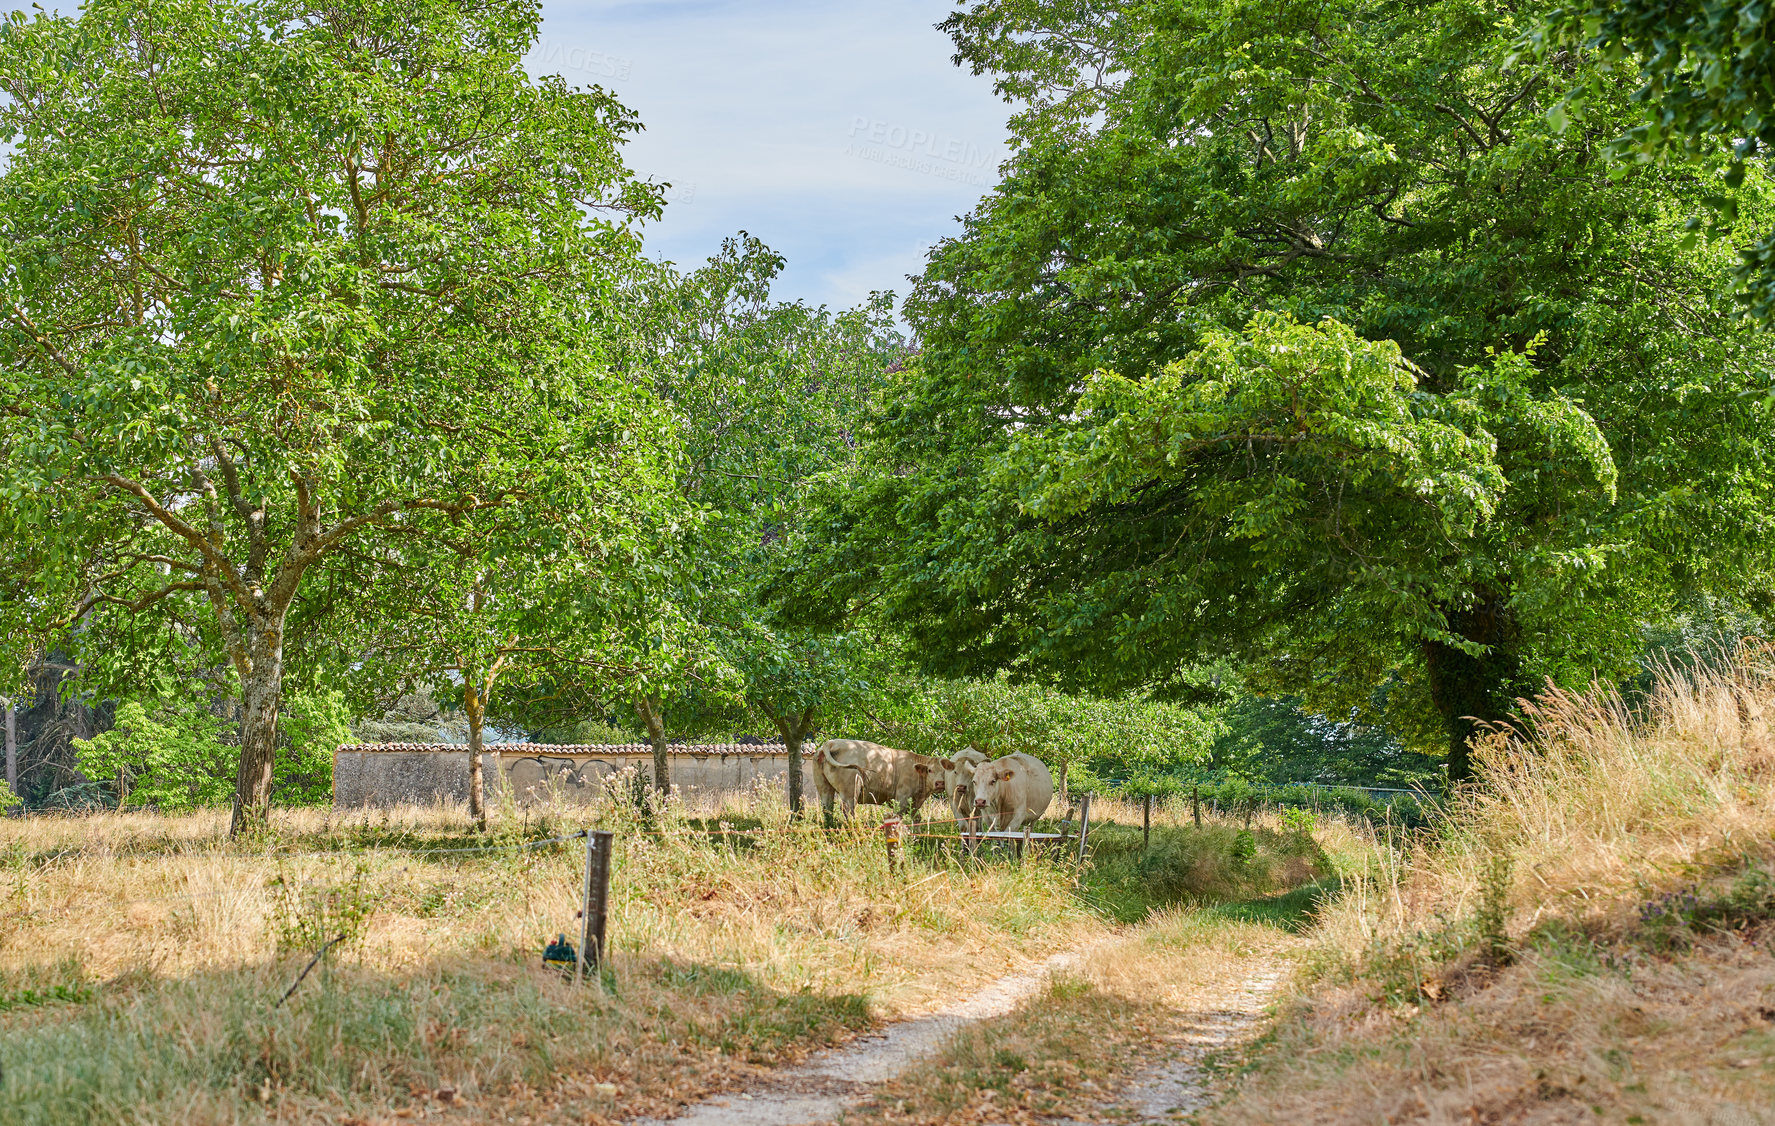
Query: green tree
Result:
<box><xmin>348</xmin><ymin>485</ymin><xmax>684</xmax><ymax>826</ymax></box>
<box><xmin>0</xmin><ymin>0</ymin><xmax>667</xmax><ymax>831</ymax></box>
<box><xmin>1533</xmin><ymin>0</ymin><xmax>1775</xmax><ymax>317</ymax></box>
<box><xmin>801</xmin><ymin>0</ymin><xmax>1775</xmax><ymax>780</ymax></box>
<box><xmin>613</xmin><ymin>237</ymin><xmax>906</xmax><ymax>811</ymax></box>
<box><xmin>74</xmin><ymin>699</ymin><xmax>235</xmax><ymax>811</ymax></box>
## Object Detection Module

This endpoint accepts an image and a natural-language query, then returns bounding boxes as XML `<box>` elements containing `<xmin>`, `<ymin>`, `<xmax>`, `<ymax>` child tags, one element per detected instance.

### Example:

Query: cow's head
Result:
<box><xmin>939</xmin><ymin>752</ymin><xmax>984</xmax><ymax>818</ymax></box>
<box><xmin>914</xmin><ymin>760</ymin><xmax>938</xmax><ymax>797</ymax></box>
<box><xmin>970</xmin><ymin>760</ymin><xmax>1016</xmax><ymax>822</ymax></box>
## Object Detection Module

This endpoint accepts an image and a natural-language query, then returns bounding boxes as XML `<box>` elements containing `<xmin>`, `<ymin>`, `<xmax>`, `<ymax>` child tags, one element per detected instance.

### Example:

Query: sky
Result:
<box><xmin>527</xmin><ymin>0</ymin><xmax>1014</xmax><ymax>314</ymax></box>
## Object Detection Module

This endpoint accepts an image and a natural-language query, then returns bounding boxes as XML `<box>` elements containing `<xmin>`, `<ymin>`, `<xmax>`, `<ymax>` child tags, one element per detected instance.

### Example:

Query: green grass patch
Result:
<box><xmin>1080</xmin><ymin>822</ymin><xmax>1335</xmax><ymax>922</ymax></box>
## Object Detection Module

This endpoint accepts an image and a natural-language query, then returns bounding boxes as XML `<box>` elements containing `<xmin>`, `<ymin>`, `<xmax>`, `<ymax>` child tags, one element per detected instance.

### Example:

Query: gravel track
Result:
<box><xmin>1056</xmin><ymin>964</ymin><xmax>1286</xmax><ymax>1124</ymax></box>
<box><xmin>630</xmin><ymin>949</ymin><xmax>1285</xmax><ymax>1126</ymax></box>
<box><xmin>632</xmin><ymin>945</ymin><xmax>1100</xmax><ymax>1126</ymax></box>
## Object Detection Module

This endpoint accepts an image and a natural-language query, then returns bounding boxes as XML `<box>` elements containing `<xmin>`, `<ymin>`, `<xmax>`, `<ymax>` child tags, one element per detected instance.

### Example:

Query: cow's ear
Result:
<box><xmin>938</xmin><ymin>758</ymin><xmax>953</xmax><ymax>771</ymax></box>
<box><xmin>916</xmin><ymin>762</ymin><xmax>930</xmax><ymax>774</ymax></box>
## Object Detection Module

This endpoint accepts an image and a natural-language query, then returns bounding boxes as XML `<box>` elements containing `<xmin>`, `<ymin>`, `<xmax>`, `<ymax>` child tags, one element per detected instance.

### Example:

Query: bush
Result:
<box><xmin>1177</xmin><ymin>779</ymin><xmax>1430</xmax><ymax>827</ymax></box>
<box><xmin>73</xmin><ymin>700</ymin><xmax>235</xmax><ymax>811</ymax></box>
<box><xmin>72</xmin><ymin>690</ymin><xmax>349</xmax><ymax>811</ymax></box>
<box><xmin>277</xmin><ymin>691</ymin><xmax>350</xmax><ymax>805</ymax></box>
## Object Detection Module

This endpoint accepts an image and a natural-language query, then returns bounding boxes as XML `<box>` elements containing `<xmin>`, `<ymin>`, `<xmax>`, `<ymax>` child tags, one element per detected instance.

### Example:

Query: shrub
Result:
<box><xmin>1087</xmin><ymin>822</ymin><xmax>1333</xmax><ymax>919</ymax></box>
<box><xmin>72</xmin><ymin>690</ymin><xmax>349</xmax><ymax>811</ymax></box>
<box><xmin>73</xmin><ymin>700</ymin><xmax>235</xmax><ymax>811</ymax></box>
<box><xmin>276</xmin><ymin>691</ymin><xmax>350</xmax><ymax>805</ymax></box>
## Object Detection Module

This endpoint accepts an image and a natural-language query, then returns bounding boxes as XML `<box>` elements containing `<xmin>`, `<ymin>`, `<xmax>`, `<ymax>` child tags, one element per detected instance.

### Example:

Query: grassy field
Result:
<box><xmin>0</xmin><ymin>783</ymin><xmax>1340</xmax><ymax>1126</ymax></box>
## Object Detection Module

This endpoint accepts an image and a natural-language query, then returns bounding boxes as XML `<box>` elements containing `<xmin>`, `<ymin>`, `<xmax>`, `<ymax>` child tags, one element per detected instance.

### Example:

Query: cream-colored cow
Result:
<box><xmin>811</xmin><ymin>738</ymin><xmax>942</xmax><ymax>822</ymax></box>
<box><xmin>937</xmin><ymin>746</ymin><xmax>989</xmax><ymax>823</ymax></box>
<box><xmin>970</xmin><ymin>752</ymin><xmax>1054</xmax><ymax>832</ymax></box>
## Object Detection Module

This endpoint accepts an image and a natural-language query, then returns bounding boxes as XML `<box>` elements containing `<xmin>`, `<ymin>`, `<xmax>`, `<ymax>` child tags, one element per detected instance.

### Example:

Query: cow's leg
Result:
<box><xmin>840</xmin><ymin>767</ymin><xmax>862</xmax><ymax>819</ymax></box>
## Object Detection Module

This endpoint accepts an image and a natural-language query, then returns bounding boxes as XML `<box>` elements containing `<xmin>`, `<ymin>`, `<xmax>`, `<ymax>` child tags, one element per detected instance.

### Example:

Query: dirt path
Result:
<box><xmin>632</xmin><ymin>944</ymin><xmax>1103</xmax><ymax>1126</ymax></box>
<box><xmin>1055</xmin><ymin>962</ymin><xmax>1287</xmax><ymax>1124</ymax></box>
<box><xmin>632</xmin><ymin>945</ymin><xmax>1286</xmax><ymax>1126</ymax></box>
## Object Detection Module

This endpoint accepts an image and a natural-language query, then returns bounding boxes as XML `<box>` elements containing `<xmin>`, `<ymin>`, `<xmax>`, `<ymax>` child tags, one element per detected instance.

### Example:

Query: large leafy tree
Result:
<box><xmin>0</xmin><ymin>0</ymin><xmax>667</xmax><ymax>830</ymax></box>
<box><xmin>615</xmin><ymin>237</ymin><xmax>906</xmax><ymax>810</ymax></box>
<box><xmin>334</xmin><ymin>477</ymin><xmax>681</xmax><ymax>828</ymax></box>
<box><xmin>799</xmin><ymin>0</ymin><xmax>1775</xmax><ymax>780</ymax></box>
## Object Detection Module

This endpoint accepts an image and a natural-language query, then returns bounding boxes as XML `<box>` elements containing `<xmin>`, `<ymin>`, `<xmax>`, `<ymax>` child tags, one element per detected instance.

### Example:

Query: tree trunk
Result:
<box><xmin>1056</xmin><ymin>760</ymin><xmax>1068</xmax><ymax>806</ymax></box>
<box><xmin>770</xmin><ymin>706</ymin><xmax>816</xmax><ymax>818</ymax></box>
<box><xmin>229</xmin><ymin>626</ymin><xmax>286</xmax><ymax>836</ymax></box>
<box><xmin>464</xmin><ymin>681</ymin><xmax>486</xmax><ymax>832</ymax></box>
<box><xmin>4</xmin><ymin>696</ymin><xmax>15</xmax><ymax>799</ymax></box>
<box><xmin>1423</xmin><ymin>593</ymin><xmax>1524</xmax><ymax>786</ymax></box>
<box><xmin>636</xmin><ymin>694</ymin><xmax>668</xmax><ymax>793</ymax></box>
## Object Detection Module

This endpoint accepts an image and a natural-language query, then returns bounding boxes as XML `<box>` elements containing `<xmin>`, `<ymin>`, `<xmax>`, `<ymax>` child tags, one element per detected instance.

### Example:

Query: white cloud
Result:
<box><xmin>532</xmin><ymin>0</ymin><xmax>1011</xmax><ymax>312</ymax></box>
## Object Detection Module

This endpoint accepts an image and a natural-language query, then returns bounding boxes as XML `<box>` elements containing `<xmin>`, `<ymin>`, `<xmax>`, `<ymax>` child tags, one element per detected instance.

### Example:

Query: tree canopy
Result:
<box><xmin>792</xmin><ymin>0</ymin><xmax>1775</xmax><ymax>779</ymax></box>
<box><xmin>0</xmin><ymin>0</ymin><xmax>677</xmax><ymax>829</ymax></box>
<box><xmin>1535</xmin><ymin>0</ymin><xmax>1775</xmax><ymax>317</ymax></box>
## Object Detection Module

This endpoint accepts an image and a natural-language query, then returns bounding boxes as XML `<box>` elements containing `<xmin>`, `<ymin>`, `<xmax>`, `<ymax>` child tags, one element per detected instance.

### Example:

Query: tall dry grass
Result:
<box><xmin>0</xmin><ymin>785</ymin><xmax>1105</xmax><ymax>1125</ymax></box>
<box><xmin>1318</xmin><ymin>650</ymin><xmax>1775</xmax><ymax>962</ymax></box>
<box><xmin>2</xmin><ymin>784</ymin><xmax>1098</xmax><ymax>1012</ymax></box>
<box><xmin>1206</xmin><ymin>652</ymin><xmax>1775</xmax><ymax>1126</ymax></box>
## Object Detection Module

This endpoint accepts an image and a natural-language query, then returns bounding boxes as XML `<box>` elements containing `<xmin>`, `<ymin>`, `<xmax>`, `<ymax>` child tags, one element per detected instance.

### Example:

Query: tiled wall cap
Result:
<box><xmin>336</xmin><ymin>742</ymin><xmax>788</xmax><ymax>753</ymax></box>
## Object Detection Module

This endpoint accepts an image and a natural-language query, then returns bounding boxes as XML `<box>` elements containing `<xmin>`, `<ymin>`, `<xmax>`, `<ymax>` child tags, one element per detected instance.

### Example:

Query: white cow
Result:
<box><xmin>970</xmin><ymin>752</ymin><xmax>1055</xmax><ymax>832</ymax></box>
<box><xmin>811</xmin><ymin>738</ymin><xmax>942</xmax><ymax>823</ymax></box>
<box><xmin>936</xmin><ymin>746</ymin><xmax>989</xmax><ymax>822</ymax></box>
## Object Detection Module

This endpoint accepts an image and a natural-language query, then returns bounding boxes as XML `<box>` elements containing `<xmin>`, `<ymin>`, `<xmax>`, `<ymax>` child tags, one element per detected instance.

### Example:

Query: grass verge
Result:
<box><xmin>1205</xmin><ymin>652</ymin><xmax>1775</xmax><ymax>1124</ymax></box>
<box><xmin>843</xmin><ymin>897</ymin><xmax>1322</xmax><ymax>1126</ymax></box>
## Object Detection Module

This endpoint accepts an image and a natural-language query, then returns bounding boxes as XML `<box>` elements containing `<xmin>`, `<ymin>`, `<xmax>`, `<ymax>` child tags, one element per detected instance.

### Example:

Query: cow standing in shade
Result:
<box><xmin>970</xmin><ymin>753</ymin><xmax>1054</xmax><ymax>832</ymax></box>
<box><xmin>811</xmin><ymin>738</ymin><xmax>943</xmax><ymax>823</ymax></box>
<box><xmin>937</xmin><ymin>746</ymin><xmax>989</xmax><ymax>823</ymax></box>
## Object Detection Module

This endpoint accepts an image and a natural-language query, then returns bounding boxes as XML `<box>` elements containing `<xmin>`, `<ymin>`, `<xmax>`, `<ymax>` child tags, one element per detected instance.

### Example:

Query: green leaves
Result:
<box><xmin>809</xmin><ymin>0</ymin><xmax>1775</xmax><ymax>769</ymax></box>
<box><xmin>1535</xmin><ymin>0</ymin><xmax>1775</xmax><ymax>316</ymax></box>
<box><xmin>0</xmin><ymin>0</ymin><xmax>678</xmax><ymax>819</ymax></box>
<box><xmin>73</xmin><ymin>700</ymin><xmax>235</xmax><ymax>812</ymax></box>
<box><xmin>1013</xmin><ymin>315</ymin><xmax>1516</xmax><ymax>542</ymax></box>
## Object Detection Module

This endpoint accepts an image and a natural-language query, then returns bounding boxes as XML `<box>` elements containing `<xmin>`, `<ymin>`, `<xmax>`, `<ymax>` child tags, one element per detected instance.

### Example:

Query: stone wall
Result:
<box><xmin>331</xmin><ymin>743</ymin><xmax>791</xmax><ymax>808</ymax></box>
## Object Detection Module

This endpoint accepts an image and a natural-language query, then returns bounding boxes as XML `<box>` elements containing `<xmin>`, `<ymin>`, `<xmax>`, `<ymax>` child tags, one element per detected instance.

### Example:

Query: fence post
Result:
<box><xmin>1076</xmin><ymin>793</ymin><xmax>1093</xmax><ymax>865</ymax></box>
<box><xmin>1143</xmin><ymin>793</ymin><xmax>1152</xmax><ymax>848</ymax></box>
<box><xmin>883</xmin><ymin>815</ymin><xmax>901</xmax><ymax>874</ymax></box>
<box><xmin>576</xmin><ymin>829</ymin><xmax>614</xmax><ymax>986</ymax></box>
<box><xmin>1192</xmin><ymin>784</ymin><xmax>1202</xmax><ymax>829</ymax></box>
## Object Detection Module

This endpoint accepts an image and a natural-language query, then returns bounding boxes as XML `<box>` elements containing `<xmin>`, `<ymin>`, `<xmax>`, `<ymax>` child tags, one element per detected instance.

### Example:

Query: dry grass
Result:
<box><xmin>0</xmin><ymin>786</ymin><xmax>1104</xmax><ymax>1125</ymax></box>
<box><xmin>1208</xmin><ymin>653</ymin><xmax>1775</xmax><ymax>1125</ymax></box>
<box><xmin>1317</xmin><ymin>653</ymin><xmax>1775</xmax><ymax>962</ymax></box>
<box><xmin>1207</xmin><ymin>925</ymin><xmax>1775</xmax><ymax>1125</ymax></box>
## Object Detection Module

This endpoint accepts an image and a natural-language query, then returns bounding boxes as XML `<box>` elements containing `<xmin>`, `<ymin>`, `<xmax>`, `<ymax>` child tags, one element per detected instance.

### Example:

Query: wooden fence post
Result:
<box><xmin>883</xmin><ymin>816</ymin><xmax>902</xmax><ymax>874</ymax></box>
<box><xmin>1143</xmin><ymin>793</ymin><xmax>1152</xmax><ymax>848</ymax></box>
<box><xmin>576</xmin><ymin>829</ymin><xmax>614</xmax><ymax>986</ymax></box>
<box><xmin>1192</xmin><ymin>785</ymin><xmax>1202</xmax><ymax>829</ymax></box>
